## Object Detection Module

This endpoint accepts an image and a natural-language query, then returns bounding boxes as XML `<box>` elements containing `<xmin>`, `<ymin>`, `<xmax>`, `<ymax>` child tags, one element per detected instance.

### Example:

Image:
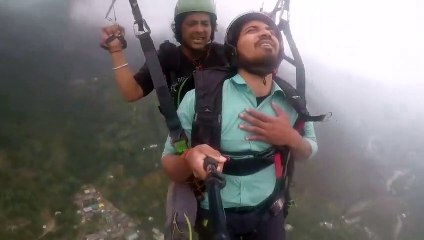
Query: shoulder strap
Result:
<box><xmin>210</xmin><ymin>42</ymin><xmax>228</xmax><ymax>66</ymax></box>
<box><xmin>127</xmin><ymin>2</ymin><xmax>187</xmax><ymax>154</ymax></box>
<box><xmin>158</xmin><ymin>40</ymin><xmax>180</xmax><ymax>84</ymax></box>
<box><xmin>274</xmin><ymin>77</ymin><xmax>327</xmax><ymax>123</ymax></box>
<box><xmin>191</xmin><ymin>67</ymin><xmax>236</xmax><ymax>149</ymax></box>
<box><xmin>273</xmin><ymin>76</ymin><xmax>329</xmax><ymax>217</ymax></box>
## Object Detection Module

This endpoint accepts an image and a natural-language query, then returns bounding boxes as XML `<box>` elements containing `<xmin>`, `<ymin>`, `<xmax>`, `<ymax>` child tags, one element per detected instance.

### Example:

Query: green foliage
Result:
<box><xmin>0</xmin><ymin>1</ymin><xmax>167</xmax><ymax>238</ymax></box>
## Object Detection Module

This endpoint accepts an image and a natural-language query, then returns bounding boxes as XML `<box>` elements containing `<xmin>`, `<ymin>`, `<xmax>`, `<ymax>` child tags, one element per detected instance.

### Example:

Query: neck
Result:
<box><xmin>181</xmin><ymin>44</ymin><xmax>208</xmax><ymax>62</ymax></box>
<box><xmin>238</xmin><ymin>69</ymin><xmax>273</xmax><ymax>97</ymax></box>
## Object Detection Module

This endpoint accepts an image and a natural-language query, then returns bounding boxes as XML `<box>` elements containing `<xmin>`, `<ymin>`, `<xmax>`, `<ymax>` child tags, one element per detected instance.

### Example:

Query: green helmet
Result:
<box><xmin>174</xmin><ymin>0</ymin><xmax>217</xmax><ymax>18</ymax></box>
<box><xmin>172</xmin><ymin>0</ymin><xmax>218</xmax><ymax>43</ymax></box>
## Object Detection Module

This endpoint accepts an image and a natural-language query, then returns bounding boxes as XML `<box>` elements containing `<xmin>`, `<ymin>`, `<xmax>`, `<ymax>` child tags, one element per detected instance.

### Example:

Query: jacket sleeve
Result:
<box><xmin>133</xmin><ymin>42</ymin><xmax>176</xmax><ymax>96</ymax></box>
<box><xmin>133</xmin><ymin>63</ymin><xmax>154</xmax><ymax>96</ymax></box>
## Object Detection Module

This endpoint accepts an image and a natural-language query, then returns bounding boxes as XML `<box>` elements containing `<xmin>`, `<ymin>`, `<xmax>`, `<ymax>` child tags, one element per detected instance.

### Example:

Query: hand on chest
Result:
<box><xmin>220</xmin><ymin>90</ymin><xmax>295</xmax><ymax>150</ymax></box>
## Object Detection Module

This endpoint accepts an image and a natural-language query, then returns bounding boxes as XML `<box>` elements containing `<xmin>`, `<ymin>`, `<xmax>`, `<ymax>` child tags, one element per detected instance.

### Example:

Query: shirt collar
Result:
<box><xmin>228</xmin><ymin>74</ymin><xmax>286</xmax><ymax>97</ymax></box>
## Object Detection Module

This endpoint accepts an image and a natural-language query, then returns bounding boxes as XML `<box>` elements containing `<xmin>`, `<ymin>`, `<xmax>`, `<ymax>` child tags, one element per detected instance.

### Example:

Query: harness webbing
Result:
<box><xmin>264</xmin><ymin>0</ymin><xmax>332</xmax><ymax>218</ymax></box>
<box><xmin>190</xmin><ymin>67</ymin><xmax>326</xmax><ymax>218</ymax></box>
<box><xmin>128</xmin><ymin>0</ymin><xmax>187</xmax><ymax>153</ymax></box>
<box><xmin>266</xmin><ymin>0</ymin><xmax>306</xmax><ymax>99</ymax></box>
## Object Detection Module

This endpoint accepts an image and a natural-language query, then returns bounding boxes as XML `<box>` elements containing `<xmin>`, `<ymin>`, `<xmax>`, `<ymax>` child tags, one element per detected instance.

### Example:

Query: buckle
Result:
<box><xmin>173</xmin><ymin>139</ymin><xmax>188</xmax><ymax>155</ymax></box>
<box><xmin>270</xmin><ymin>198</ymin><xmax>285</xmax><ymax>216</ymax></box>
<box><xmin>133</xmin><ymin>18</ymin><xmax>151</xmax><ymax>36</ymax></box>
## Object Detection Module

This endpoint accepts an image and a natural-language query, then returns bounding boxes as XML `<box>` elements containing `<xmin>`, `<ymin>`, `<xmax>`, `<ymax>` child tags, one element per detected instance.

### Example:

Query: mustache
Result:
<box><xmin>254</xmin><ymin>35</ymin><xmax>276</xmax><ymax>48</ymax></box>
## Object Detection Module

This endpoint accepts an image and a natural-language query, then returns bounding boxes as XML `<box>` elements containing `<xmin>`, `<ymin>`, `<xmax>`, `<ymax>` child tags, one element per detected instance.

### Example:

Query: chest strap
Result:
<box><xmin>222</xmin><ymin>148</ymin><xmax>276</xmax><ymax>176</ymax></box>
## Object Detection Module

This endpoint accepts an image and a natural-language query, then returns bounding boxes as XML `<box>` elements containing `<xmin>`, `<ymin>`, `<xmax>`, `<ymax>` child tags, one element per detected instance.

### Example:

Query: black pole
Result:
<box><xmin>203</xmin><ymin>157</ymin><xmax>231</xmax><ymax>240</ymax></box>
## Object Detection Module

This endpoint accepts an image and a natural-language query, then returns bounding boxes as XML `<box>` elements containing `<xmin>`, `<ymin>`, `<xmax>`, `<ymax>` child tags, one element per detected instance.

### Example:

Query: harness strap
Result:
<box><xmin>243</xmin><ymin>117</ymin><xmax>310</xmax><ymax>220</ymax></box>
<box><xmin>190</xmin><ymin>68</ymin><xmax>329</xmax><ymax>222</ymax></box>
<box><xmin>224</xmin><ymin>148</ymin><xmax>288</xmax><ymax>215</ymax></box>
<box><xmin>222</xmin><ymin>148</ymin><xmax>276</xmax><ymax>176</ymax></box>
<box><xmin>280</xmin><ymin>116</ymin><xmax>308</xmax><ymax>217</ymax></box>
<box><xmin>128</xmin><ymin>0</ymin><xmax>188</xmax><ymax>153</ymax></box>
<box><xmin>274</xmin><ymin>151</ymin><xmax>282</xmax><ymax>178</ymax></box>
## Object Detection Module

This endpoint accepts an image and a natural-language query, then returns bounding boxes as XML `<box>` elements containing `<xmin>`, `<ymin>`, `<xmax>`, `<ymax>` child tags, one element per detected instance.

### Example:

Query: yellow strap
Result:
<box><xmin>183</xmin><ymin>213</ymin><xmax>193</xmax><ymax>240</ymax></box>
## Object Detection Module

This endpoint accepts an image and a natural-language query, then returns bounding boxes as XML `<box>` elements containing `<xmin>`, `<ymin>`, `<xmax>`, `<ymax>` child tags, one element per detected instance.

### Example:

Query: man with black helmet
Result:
<box><xmin>100</xmin><ymin>0</ymin><xmax>226</xmax><ymax>105</ymax></box>
<box><xmin>161</xmin><ymin>11</ymin><xmax>318</xmax><ymax>239</ymax></box>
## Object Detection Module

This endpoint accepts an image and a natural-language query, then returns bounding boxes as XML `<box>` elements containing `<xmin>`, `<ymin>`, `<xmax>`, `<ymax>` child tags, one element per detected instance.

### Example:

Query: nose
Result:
<box><xmin>194</xmin><ymin>23</ymin><xmax>206</xmax><ymax>33</ymax></box>
<box><xmin>259</xmin><ymin>28</ymin><xmax>273</xmax><ymax>39</ymax></box>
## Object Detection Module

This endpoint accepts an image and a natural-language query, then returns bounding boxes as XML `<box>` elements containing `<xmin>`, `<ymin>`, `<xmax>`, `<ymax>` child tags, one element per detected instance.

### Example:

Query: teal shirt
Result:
<box><xmin>162</xmin><ymin>74</ymin><xmax>318</xmax><ymax>209</ymax></box>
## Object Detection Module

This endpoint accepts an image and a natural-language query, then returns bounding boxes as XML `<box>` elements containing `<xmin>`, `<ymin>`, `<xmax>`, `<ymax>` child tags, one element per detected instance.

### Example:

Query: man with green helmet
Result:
<box><xmin>100</xmin><ymin>0</ymin><xmax>225</xmax><ymax>105</ymax></box>
<box><xmin>173</xmin><ymin>0</ymin><xmax>218</xmax><ymax>51</ymax></box>
<box><xmin>100</xmin><ymin>1</ymin><xmax>227</xmax><ymax>240</ymax></box>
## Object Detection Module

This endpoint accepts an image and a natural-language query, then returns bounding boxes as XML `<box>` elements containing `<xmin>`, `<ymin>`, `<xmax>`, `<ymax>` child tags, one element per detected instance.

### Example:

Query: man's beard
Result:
<box><xmin>238</xmin><ymin>51</ymin><xmax>280</xmax><ymax>77</ymax></box>
<box><xmin>182</xmin><ymin>40</ymin><xmax>210</xmax><ymax>60</ymax></box>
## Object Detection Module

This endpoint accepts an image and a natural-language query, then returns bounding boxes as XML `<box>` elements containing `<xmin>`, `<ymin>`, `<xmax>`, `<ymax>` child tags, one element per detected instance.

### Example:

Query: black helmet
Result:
<box><xmin>224</xmin><ymin>11</ymin><xmax>283</xmax><ymax>69</ymax></box>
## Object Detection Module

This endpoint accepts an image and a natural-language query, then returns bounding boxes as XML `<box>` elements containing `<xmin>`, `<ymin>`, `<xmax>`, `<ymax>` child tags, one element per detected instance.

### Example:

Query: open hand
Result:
<box><xmin>239</xmin><ymin>102</ymin><xmax>300</xmax><ymax>147</ymax></box>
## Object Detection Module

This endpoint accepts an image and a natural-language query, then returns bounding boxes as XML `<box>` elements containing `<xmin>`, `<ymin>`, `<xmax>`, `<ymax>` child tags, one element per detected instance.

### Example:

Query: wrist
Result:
<box><xmin>288</xmin><ymin>129</ymin><xmax>303</xmax><ymax>150</ymax></box>
<box><xmin>108</xmin><ymin>45</ymin><xmax>123</xmax><ymax>54</ymax></box>
<box><xmin>112</xmin><ymin>63</ymin><xmax>128</xmax><ymax>70</ymax></box>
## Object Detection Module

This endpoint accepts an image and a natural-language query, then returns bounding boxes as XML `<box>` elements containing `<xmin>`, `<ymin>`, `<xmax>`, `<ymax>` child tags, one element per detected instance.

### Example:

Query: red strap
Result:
<box><xmin>274</xmin><ymin>151</ymin><xmax>283</xmax><ymax>178</ymax></box>
<box><xmin>294</xmin><ymin>120</ymin><xmax>305</xmax><ymax>132</ymax></box>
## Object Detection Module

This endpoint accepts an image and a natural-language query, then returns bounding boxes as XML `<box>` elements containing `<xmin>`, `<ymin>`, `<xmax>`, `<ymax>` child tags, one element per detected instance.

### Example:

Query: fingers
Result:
<box><xmin>271</xmin><ymin>102</ymin><xmax>287</xmax><ymax>118</ymax></box>
<box><xmin>117</xmin><ymin>25</ymin><xmax>125</xmax><ymax>36</ymax></box>
<box><xmin>101</xmin><ymin>26</ymin><xmax>115</xmax><ymax>36</ymax></box>
<box><xmin>101</xmin><ymin>25</ymin><xmax>125</xmax><ymax>42</ymax></box>
<box><xmin>195</xmin><ymin>144</ymin><xmax>226</xmax><ymax>163</ymax></box>
<box><xmin>239</xmin><ymin>124</ymin><xmax>266</xmax><ymax>135</ymax></box>
<box><xmin>217</xmin><ymin>162</ymin><xmax>225</xmax><ymax>172</ymax></box>
<box><xmin>102</xmin><ymin>25</ymin><xmax>124</xmax><ymax>35</ymax></box>
<box><xmin>243</xmin><ymin>108</ymin><xmax>272</xmax><ymax>122</ymax></box>
<box><xmin>244</xmin><ymin>135</ymin><xmax>266</xmax><ymax>142</ymax></box>
<box><xmin>194</xmin><ymin>159</ymin><xmax>225</xmax><ymax>179</ymax></box>
<box><xmin>192</xmin><ymin>170</ymin><xmax>204</xmax><ymax>179</ymax></box>
<box><xmin>239</xmin><ymin>112</ymin><xmax>266</xmax><ymax>128</ymax></box>
<box><xmin>190</xmin><ymin>157</ymin><xmax>207</xmax><ymax>180</ymax></box>
<box><xmin>187</xmin><ymin>144</ymin><xmax>227</xmax><ymax>180</ymax></box>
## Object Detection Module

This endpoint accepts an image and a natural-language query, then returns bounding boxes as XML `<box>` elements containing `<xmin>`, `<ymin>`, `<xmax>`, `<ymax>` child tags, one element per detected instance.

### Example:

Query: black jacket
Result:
<box><xmin>134</xmin><ymin>42</ymin><xmax>227</xmax><ymax>107</ymax></box>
